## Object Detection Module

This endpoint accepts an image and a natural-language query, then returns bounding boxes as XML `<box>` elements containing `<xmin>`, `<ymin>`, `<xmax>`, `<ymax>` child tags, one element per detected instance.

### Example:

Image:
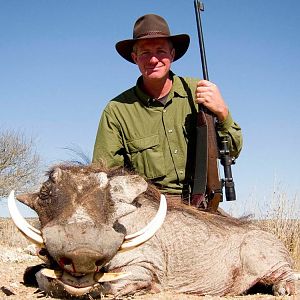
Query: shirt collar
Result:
<box><xmin>134</xmin><ymin>71</ymin><xmax>188</xmax><ymax>106</ymax></box>
<box><xmin>169</xmin><ymin>72</ymin><xmax>189</xmax><ymax>99</ymax></box>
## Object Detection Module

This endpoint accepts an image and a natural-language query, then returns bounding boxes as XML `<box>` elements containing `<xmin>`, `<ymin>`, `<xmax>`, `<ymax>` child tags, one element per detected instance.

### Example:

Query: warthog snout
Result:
<box><xmin>42</xmin><ymin>222</ymin><xmax>125</xmax><ymax>274</ymax></box>
<box><xmin>58</xmin><ymin>249</ymin><xmax>108</xmax><ymax>274</ymax></box>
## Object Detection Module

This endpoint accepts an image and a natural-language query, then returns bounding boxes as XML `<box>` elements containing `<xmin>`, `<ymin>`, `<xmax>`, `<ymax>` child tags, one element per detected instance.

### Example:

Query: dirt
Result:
<box><xmin>0</xmin><ymin>244</ymin><xmax>299</xmax><ymax>300</ymax></box>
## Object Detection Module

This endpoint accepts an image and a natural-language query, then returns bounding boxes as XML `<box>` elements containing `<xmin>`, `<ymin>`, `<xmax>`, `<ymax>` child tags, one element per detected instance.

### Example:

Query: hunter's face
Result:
<box><xmin>131</xmin><ymin>38</ymin><xmax>175</xmax><ymax>80</ymax></box>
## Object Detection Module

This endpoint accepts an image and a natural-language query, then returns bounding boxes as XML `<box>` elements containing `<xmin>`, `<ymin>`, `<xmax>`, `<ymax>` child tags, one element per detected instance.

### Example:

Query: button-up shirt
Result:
<box><xmin>93</xmin><ymin>72</ymin><xmax>242</xmax><ymax>194</ymax></box>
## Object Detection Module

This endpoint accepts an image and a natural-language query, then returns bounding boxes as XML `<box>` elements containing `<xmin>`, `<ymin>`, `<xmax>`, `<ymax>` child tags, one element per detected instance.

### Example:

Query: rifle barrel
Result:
<box><xmin>194</xmin><ymin>0</ymin><xmax>209</xmax><ymax>81</ymax></box>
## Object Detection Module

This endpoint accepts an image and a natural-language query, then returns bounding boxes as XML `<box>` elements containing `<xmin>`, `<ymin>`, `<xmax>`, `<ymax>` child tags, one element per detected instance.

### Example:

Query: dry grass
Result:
<box><xmin>259</xmin><ymin>218</ymin><xmax>300</xmax><ymax>270</ymax></box>
<box><xmin>254</xmin><ymin>189</ymin><xmax>300</xmax><ymax>270</ymax></box>
<box><xmin>0</xmin><ymin>217</ymin><xmax>39</xmax><ymax>248</ymax></box>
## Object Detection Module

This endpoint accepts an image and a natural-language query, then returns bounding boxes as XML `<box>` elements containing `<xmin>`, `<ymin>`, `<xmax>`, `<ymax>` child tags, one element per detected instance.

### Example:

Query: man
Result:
<box><xmin>93</xmin><ymin>14</ymin><xmax>242</xmax><ymax>201</ymax></box>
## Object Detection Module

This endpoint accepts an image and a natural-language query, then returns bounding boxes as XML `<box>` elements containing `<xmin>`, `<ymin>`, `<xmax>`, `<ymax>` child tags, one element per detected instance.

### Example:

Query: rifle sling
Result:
<box><xmin>205</xmin><ymin>111</ymin><xmax>223</xmax><ymax>211</ymax></box>
<box><xmin>179</xmin><ymin>77</ymin><xmax>206</xmax><ymax>197</ymax></box>
<box><xmin>179</xmin><ymin>77</ymin><xmax>222</xmax><ymax>211</ymax></box>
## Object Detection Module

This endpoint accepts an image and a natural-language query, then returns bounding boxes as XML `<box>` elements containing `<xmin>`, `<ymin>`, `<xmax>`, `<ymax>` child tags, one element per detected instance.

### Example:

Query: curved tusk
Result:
<box><xmin>124</xmin><ymin>193</ymin><xmax>167</xmax><ymax>240</ymax></box>
<box><xmin>119</xmin><ymin>194</ymin><xmax>167</xmax><ymax>251</ymax></box>
<box><xmin>8</xmin><ymin>190</ymin><xmax>44</xmax><ymax>245</ymax></box>
<box><xmin>95</xmin><ymin>272</ymin><xmax>130</xmax><ymax>282</ymax></box>
<box><xmin>41</xmin><ymin>268</ymin><xmax>129</xmax><ymax>283</ymax></box>
<box><xmin>41</xmin><ymin>268</ymin><xmax>63</xmax><ymax>279</ymax></box>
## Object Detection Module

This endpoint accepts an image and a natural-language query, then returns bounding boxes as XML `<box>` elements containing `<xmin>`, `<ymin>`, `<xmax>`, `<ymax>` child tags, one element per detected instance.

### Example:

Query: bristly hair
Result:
<box><xmin>45</xmin><ymin>162</ymin><xmax>161</xmax><ymax>204</ymax></box>
<box><xmin>61</xmin><ymin>145</ymin><xmax>91</xmax><ymax>166</ymax></box>
<box><xmin>44</xmin><ymin>163</ymin><xmax>250</xmax><ymax>229</ymax></box>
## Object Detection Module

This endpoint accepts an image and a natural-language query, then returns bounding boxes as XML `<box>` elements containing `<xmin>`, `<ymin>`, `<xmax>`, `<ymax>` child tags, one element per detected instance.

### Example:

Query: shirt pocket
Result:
<box><xmin>127</xmin><ymin>134</ymin><xmax>166</xmax><ymax>180</ymax></box>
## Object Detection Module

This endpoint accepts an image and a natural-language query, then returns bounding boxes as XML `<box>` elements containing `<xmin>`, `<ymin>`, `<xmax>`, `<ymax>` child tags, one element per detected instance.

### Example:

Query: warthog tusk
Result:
<box><xmin>94</xmin><ymin>272</ymin><xmax>130</xmax><ymax>282</ymax></box>
<box><xmin>41</xmin><ymin>268</ymin><xmax>63</xmax><ymax>279</ymax></box>
<box><xmin>119</xmin><ymin>194</ymin><xmax>167</xmax><ymax>251</ymax></box>
<box><xmin>41</xmin><ymin>268</ymin><xmax>128</xmax><ymax>283</ymax></box>
<box><xmin>124</xmin><ymin>193</ymin><xmax>167</xmax><ymax>240</ymax></box>
<box><xmin>8</xmin><ymin>190</ymin><xmax>44</xmax><ymax>246</ymax></box>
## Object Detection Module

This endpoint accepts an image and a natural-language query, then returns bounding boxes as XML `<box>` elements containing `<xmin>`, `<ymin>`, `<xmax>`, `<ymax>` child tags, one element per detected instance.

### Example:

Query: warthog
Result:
<box><xmin>8</xmin><ymin>164</ymin><xmax>296</xmax><ymax>298</ymax></box>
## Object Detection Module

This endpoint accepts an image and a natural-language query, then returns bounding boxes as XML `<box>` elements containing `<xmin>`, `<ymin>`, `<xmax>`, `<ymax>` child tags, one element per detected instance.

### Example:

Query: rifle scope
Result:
<box><xmin>219</xmin><ymin>138</ymin><xmax>236</xmax><ymax>201</ymax></box>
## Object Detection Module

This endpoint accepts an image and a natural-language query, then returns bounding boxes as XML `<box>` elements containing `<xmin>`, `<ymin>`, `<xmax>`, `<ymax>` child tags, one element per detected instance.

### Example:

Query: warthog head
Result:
<box><xmin>8</xmin><ymin>164</ymin><xmax>166</xmax><ymax>297</ymax></box>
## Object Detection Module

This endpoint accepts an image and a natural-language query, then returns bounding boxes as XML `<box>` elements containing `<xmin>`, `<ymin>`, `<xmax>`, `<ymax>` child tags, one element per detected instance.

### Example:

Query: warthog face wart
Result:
<box><xmin>8</xmin><ymin>164</ymin><xmax>297</xmax><ymax>298</ymax></box>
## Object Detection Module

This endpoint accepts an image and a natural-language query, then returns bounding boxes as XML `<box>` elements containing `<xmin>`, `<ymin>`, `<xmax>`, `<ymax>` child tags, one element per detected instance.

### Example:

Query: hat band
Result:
<box><xmin>135</xmin><ymin>31</ymin><xmax>169</xmax><ymax>39</ymax></box>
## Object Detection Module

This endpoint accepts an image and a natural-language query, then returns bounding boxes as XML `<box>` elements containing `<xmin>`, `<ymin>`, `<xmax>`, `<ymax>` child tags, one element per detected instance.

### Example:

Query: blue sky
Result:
<box><xmin>1</xmin><ymin>0</ymin><xmax>299</xmax><ymax>217</ymax></box>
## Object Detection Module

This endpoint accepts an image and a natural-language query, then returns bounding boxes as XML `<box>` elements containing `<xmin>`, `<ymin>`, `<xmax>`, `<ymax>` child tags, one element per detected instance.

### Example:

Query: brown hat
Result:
<box><xmin>115</xmin><ymin>14</ymin><xmax>190</xmax><ymax>64</ymax></box>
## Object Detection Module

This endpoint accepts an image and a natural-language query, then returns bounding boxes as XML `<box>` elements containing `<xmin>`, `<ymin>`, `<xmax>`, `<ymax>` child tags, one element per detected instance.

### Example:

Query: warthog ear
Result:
<box><xmin>50</xmin><ymin>167</ymin><xmax>62</xmax><ymax>183</ymax></box>
<box><xmin>109</xmin><ymin>175</ymin><xmax>148</xmax><ymax>204</ymax></box>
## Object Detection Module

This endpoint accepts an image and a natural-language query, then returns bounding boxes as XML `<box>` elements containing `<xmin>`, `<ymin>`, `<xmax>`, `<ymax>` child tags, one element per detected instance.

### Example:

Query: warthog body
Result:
<box><xmin>10</xmin><ymin>164</ymin><xmax>295</xmax><ymax>298</ymax></box>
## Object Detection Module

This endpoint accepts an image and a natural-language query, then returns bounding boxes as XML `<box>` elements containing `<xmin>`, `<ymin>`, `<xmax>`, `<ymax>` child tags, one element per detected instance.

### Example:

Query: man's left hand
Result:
<box><xmin>195</xmin><ymin>80</ymin><xmax>228</xmax><ymax>122</ymax></box>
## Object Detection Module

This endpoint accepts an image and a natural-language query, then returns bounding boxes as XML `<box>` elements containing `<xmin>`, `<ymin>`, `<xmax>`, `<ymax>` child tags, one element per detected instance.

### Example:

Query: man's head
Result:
<box><xmin>131</xmin><ymin>38</ymin><xmax>175</xmax><ymax>80</ymax></box>
<box><xmin>115</xmin><ymin>14</ymin><xmax>190</xmax><ymax>64</ymax></box>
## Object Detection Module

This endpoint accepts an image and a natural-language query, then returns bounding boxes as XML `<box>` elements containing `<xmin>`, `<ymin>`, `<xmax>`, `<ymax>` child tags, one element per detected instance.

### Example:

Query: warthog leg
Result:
<box><xmin>272</xmin><ymin>280</ymin><xmax>295</xmax><ymax>296</ymax></box>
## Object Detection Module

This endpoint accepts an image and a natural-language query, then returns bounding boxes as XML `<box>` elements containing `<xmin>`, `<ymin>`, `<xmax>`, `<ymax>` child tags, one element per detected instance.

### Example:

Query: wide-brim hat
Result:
<box><xmin>115</xmin><ymin>14</ymin><xmax>190</xmax><ymax>64</ymax></box>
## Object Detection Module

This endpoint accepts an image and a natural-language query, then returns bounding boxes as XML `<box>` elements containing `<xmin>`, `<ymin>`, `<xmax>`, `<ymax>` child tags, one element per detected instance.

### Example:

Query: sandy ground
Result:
<box><xmin>0</xmin><ymin>244</ymin><xmax>299</xmax><ymax>300</ymax></box>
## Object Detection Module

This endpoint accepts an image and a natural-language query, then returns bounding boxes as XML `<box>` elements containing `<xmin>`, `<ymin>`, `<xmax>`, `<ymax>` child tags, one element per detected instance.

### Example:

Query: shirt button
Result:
<box><xmin>174</xmin><ymin>149</ymin><xmax>178</xmax><ymax>154</ymax></box>
<box><xmin>163</xmin><ymin>109</ymin><xmax>167</xmax><ymax>113</ymax></box>
<box><xmin>179</xmin><ymin>170</ymin><xmax>184</xmax><ymax>174</ymax></box>
<box><xmin>168</xmin><ymin>129</ymin><xmax>173</xmax><ymax>133</ymax></box>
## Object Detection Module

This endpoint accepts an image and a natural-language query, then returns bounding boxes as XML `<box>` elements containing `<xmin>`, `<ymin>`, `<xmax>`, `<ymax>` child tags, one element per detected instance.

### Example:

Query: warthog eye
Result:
<box><xmin>113</xmin><ymin>221</ymin><xmax>126</xmax><ymax>235</ymax></box>
<box><xmin>39</xmin><ymin>181</ymin><xmax>52</xmax><ymax>201</ymax></box>
<box><xmin>38</xmin><ymin>248</ymin><xmax>48</xmax><ymax>257</ymax></box>
<box><xmin>95</xmin><ymin>258</ymin><xmax>107</xmax><ymax>267</ymax></box>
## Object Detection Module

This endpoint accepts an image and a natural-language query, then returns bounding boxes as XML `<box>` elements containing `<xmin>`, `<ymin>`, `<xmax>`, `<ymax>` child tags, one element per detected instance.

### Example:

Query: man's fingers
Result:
<box><xmin>198</xmin><ymin>79</ymin><xmax>216</xmax><ymax>87</ymax></box>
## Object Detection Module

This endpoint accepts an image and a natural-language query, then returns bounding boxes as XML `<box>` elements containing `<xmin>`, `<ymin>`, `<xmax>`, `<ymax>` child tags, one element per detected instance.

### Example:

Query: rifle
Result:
<box><xmin>191</xmin><ymin>0</ymin><xmax>236</xmax><ymax>211</ymax></box>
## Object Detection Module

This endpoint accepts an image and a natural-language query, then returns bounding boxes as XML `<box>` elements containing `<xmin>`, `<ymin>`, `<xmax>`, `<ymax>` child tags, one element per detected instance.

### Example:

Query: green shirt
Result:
<box><xmin>93</xmin><ymin>73</ymin><xmax>242</xmax><ymax>194</ymax></box>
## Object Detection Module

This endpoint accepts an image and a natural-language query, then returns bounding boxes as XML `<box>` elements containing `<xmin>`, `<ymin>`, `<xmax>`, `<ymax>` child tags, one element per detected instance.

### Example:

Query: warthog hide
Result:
<box><xmin>9</xmin><ymin>164</ymin><xmax>296</xmax><ymax>298</ymax></box>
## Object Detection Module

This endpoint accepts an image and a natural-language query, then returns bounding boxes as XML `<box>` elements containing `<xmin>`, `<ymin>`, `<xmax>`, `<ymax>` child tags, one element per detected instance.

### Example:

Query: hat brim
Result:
<box><xmin>115</xmin><ymin>34</ymin><xmax>190</xmax><ymax>64</ymax></box>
